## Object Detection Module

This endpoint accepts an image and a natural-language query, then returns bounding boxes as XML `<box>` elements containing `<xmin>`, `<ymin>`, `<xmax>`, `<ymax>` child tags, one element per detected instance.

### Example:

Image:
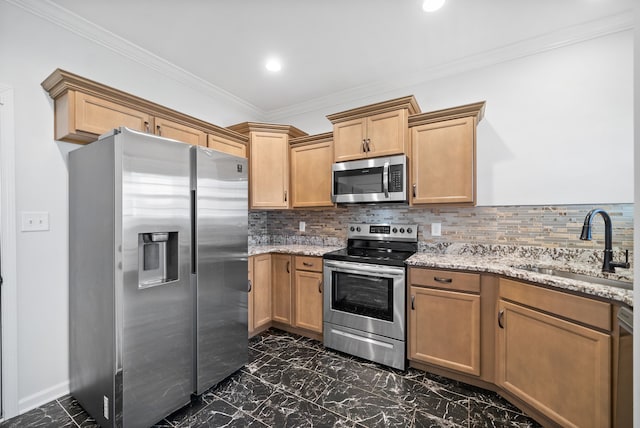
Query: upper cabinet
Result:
<box><xmin>409</xmin><ymin>101</ymin><xmax>485</xmax><ymax>206</ymax></box>
<box><xmin>41</xmin><ymin>69</ymin><xmax>248</xmax><ymax>154</ymax></box>
<box><xmin>228</xmin><ymin>122</ymin><xmax>307</xmax><ymax>209</ymax></box>
<box><xmin>290</xmin><ymin>133</ymin><xmax>334</xmax><ymax>208</ymax></box>
<box><xmin>327</xmin><ymin>96</ymin><xmax>421</xmax><ymax>162</ymax></box>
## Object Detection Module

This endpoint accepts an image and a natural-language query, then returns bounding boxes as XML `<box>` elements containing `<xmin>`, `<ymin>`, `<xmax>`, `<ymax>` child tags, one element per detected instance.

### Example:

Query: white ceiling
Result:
<box><xmin>44</xmin><ymin>0</ymin><xmax>634</xmax><ymax>118</ymax></box>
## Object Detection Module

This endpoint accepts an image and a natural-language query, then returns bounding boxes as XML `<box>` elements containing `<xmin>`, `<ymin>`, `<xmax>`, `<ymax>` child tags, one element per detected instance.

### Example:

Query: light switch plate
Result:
<box><xmin>431</xmin><ymin>222</ymin><xmax>441</xmax><ymax>237</ymax></box>
<box><xmin>21</xmin><ymin>212</ymin><xmax>49</xmax><ymax>232</ymax></box>
<box><xmin>299</xmin><ymin>221</ymin><xmax>306</xmax><ymax>232</ymax></box>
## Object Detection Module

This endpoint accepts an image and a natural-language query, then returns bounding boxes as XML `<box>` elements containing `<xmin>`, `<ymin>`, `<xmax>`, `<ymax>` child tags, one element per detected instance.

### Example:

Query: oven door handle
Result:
<box><xmin>383</xmin><ymin>161</ymin><xmax>390</xmax><ymax>198</ymax></box>
<box><xmin>324</xmin><ymin>260</ymin><xmax>405</xmax><ymax>277</ymax></box>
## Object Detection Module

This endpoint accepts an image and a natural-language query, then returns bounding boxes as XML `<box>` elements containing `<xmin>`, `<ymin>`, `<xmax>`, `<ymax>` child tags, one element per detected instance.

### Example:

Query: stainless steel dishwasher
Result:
<box><xmin>615</xmin><ymin>306</ymin><xmax>633</xmax><ymax>427</ymax></box>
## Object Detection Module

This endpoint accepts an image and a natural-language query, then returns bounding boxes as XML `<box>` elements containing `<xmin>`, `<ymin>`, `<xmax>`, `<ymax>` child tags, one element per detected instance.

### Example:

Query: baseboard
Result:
<box><xmin>18</xmin><ymin>380</ymin><xmax>70</xmax><ymax>415</ymax></box>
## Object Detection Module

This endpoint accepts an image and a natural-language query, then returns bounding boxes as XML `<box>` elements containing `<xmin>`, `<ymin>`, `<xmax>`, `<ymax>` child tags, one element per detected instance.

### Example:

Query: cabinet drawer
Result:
<box><xmin>295</xmin><ymin>256</ymin><xmax>322</xmax><ymax>272</ymax></box>
<box><xmin>410</xmin><ymin>268</ymin><xmax>480</xmax><ymax>293</ymax></box>
<box><xmin>499</xmin><ymin>278</ymin><xmax>611</xmax><ymax>331</ymax></box>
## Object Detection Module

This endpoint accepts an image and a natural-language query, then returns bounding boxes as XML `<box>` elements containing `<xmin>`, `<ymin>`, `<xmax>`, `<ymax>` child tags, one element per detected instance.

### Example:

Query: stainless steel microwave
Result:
<box><xmin>331</xmin><ymin>155</ymin><xmax>408</xmax><ymax>204</ymax></box>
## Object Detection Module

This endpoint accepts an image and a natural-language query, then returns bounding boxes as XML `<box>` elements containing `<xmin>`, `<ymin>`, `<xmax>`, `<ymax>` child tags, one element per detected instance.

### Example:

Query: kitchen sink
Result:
<box><xmin>512</xmin><ymin>265</ymin><xmax>633</xmax><ymax>290</ymax></box>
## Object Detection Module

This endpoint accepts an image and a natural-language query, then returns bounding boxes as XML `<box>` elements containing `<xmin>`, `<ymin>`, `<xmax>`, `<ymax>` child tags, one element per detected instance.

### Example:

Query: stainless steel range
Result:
<box><xmin>323</xmin><ymin>223</ymin><xmax>417</xmax><ymax>370</ymax></box>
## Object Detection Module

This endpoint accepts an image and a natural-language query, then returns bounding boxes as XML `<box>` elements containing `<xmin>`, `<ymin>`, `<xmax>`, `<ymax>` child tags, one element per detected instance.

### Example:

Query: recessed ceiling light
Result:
<box><xmin>422</xmin><ymin>0</ymin><xmax>445</xmax><ymax>12</ymax></box>
<box><xmin>265</xmin><ymin>58</ymin><xmax>282</xmax><ymax>72</ymax></box>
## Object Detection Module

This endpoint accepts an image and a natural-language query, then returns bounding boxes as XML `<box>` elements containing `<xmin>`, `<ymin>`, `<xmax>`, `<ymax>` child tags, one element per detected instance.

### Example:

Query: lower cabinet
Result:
<box><xmin>272</xmin><ymin>254</ymin><xmax>293</xmax><ymax>325</ymax></box>
<box><xmin>248</xmin><ymin>254</ymin><xmax>272</xmax><ymax>336</ymax></box>
<box><xmin>293</xmin><ymin>256</ymin><xmax>323</xmax><ymax>333</ymax></box>
<box><xmin>496</xmin><ymin>279</ymin><xmax>612</xmax><ymax>428</ymax></box>
<box><xmin>408</xmin><ymin>268</ymin><xmax>481</xmax><ymax>376</ymax></box>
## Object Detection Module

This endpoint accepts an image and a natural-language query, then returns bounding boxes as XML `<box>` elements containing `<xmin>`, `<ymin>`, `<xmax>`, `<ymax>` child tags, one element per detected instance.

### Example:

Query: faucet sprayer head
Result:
<box><xmin>580</xmin><ymin>224</ymin><xmax>592</xmax><ymax>241</ymax></box>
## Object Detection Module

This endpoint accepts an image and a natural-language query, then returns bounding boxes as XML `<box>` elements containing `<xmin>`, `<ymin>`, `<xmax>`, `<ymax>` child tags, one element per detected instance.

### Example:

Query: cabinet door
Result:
<box><xmin>252</xmin><ymin>254</ymin><xmax>272</xmax><ymax>331</ymax></box>
<box><xmin>250</xmin><ymin>132</ymin><xmax>289</xmax><ymax>208</ymax></box>
<box><xmin>61</xmin><ymin>91</ymin><xmax>151</xmax><ymax>142</ymax></box>
<box><xmin>411</xmin><ymin>117</ymin><xmax>475</xmax><ymax>205</ymax></box>
<box><xmin>154</xmin><ymin>117</ymin><xmax>207</xmax><ymax>146</ymax></box>
<box><xmin>365</xmin><ymin>109</ymin><xmax>407</xmax><ymax>157</ymax></box>
<box><xmin>409</xmin><ymin>286</ymin><xmax>480</xmax><ymax>375</ymax></box>
<box><xmin>208</xmin><ymin>134</ymin><xmax>247</xmax><ymax>158</ymax></box>
<box><xmin>294</xmin><ymin>269</ymin><xmax>323</xmax><ymax>333</ymax></box>
<box><xmin>290</xmin><ymin>141</ymin><xmax>334</xmax><ymax>208</ymax></box>
<box><xmin>497</xmin><ymin>300</ymin><xmax>611</xmax><ymax>428</ymax></box>
<box><xmin>333</xmin><ymin>118</ymin><xmax>367</xmax><ymax>162</ymax></box>
<box><xmin>248</xmin><ymin>256</ymin><xmax>254</xmax><ymax>334</ymax></box>
<box><xmin>272</xmin><ymin>254</ymin><xmax>292</xmax><ymax>325</ymax></box>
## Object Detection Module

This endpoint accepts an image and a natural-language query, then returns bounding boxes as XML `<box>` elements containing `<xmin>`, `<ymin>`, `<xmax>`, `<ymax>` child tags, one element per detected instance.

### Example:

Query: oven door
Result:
<box><xmin>323</xmin><ymin>259</ymin><xmax>405</xmax><ymax>340</ymax></box>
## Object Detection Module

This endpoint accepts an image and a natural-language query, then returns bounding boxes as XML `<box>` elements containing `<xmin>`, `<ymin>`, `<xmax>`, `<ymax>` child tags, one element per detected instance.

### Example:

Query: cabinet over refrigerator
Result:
<box><xmin>69</xmin><ymin>127</ymin><xmax>248</xmax><ymax>428</ymax></box>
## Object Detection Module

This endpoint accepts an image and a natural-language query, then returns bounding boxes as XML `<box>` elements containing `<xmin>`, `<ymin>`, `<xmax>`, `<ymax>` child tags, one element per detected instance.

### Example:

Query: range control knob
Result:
<box><xmin>399</xmin><ymin>228</ymin><xmax>405</xmax><ymax>233</ymax></box>
<box><xmin>392</xmin><ymin>228</ymin><xmax>398</xmax><ymax>233</ymax></box>
<box><xmin>356</xmin><ymin>226</ymin><xmax>361</xmax><ymax>232</ymax></box>
<box><xmin>407</xmin><ymin>227</ymin><xmax>413</xmax><ymax>233</ymax></box>
<box><xmin>350</xmin><ymin>226</ymin><xmax>355</xmax><ymax>232</ymax></box>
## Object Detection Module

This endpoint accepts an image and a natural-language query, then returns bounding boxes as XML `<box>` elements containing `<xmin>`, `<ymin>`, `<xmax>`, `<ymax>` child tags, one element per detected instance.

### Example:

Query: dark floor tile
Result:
<box><xmin>253</xmin><ymin>390</ymin><xmax>355</xmax><ymax>428</ymax></box>
<box><xmin>304</xmin><ymin>351</ymin><xmax>385</xmax><ymax>391</ymax></box>
<box><xmin>295</xmin><ymin>335</ymin><xmax>324</xmax><ymax>351</ymax></box>
<box><xmin>183</xmin><ymin>397</ymin><xmax>266</xmax><ymax>428</ymax></box>
<box><xmin>317</xmin><ymin>380</ymin><xmax>413</xmax><ymax>427</ymax></box>
<box><xmin>211</xmin><ymin>371</ymin><xmax>274</xmax><ymax>412</ymax></box>
<box><xmin>164</xmin><ymin>394</ymin><xmax>211</xmax><ymax>426</ymax></box>
<box><xmin>469</xmin><ymin>399</ymin><xmax>542</xmax><ymax>428</ymax></box>
<box><xmin>0</xmin><ymin>401</ymin><xmax>75</xmax><ymax>427</ymax></box>
<box><xmin>414</xmin><ymin>409</ymin><xmax>465</xmax><ymax>428</ymax></box>
<box><xmin>275</xmin><ymin>365</ymin><xmax>335</xmax><ymax>402</ymax></box>
<box><xmin>251</xmin><ymin>355</ymin><xmax>294</xmax><ymax>386</ymax></box>
<box><xmin>276</xmin><ymin>341</ymin><xmax>320</xmax><ymax>366</ymax></box>
<box><xmin>243</xmin><ymin>348</ymin><xmax>274</xmax><ymax>375</ymax></box>
<box><xmin>249</xmin><ymin>330</ymin><xmax>300</xmax><ymax>354</ymax></box>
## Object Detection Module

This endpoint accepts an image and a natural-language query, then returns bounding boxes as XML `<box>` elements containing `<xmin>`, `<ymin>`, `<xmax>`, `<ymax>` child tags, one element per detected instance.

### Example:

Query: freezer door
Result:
<box><xmin>193</xmin><ymin>146</ymin><xmax>248</xmax><ymax>394</ymax></box>
<box><xmin>119</xmin><ymin>128</ymin><xmax>193</xmax><ymax>427</ymax></box>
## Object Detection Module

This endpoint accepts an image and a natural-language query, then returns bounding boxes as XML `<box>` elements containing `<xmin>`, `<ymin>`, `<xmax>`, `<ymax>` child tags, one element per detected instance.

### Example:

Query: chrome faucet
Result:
<box><xmin>579</xmin><ymin>208</ymin><xmax>630</xmax><ymax>273</ymax></box>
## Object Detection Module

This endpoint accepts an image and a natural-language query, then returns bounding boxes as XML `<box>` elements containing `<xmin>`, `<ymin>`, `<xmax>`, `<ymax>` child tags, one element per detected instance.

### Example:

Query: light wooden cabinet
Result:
<box><xmin>208</xmin><ymin>133</ymin><xmax>247</xmax><ymax>158</ymax></box>
<box><xmin>154</xmin><ymin>116</ymin><xmax>206</xmax><ymax>146</ymax></box>
<box><xmin>327</xmin><ymin>96</ymin><xmax>420</xmax><ymax>162</ymax></box>
<box><xmin>228</xmin><ymin>122</ymin><xmax>307</xmax><ymax>210</ymax></box>
<box><xmin>496</xmin><ymin>278</ymin><xmax>612</xmax><ymax>428</ymax></box>
<box><xmin>272</xmin><ymin>254</ymin><xmax>293</xmax><ymax>325</ymax></box>
<box><xmin>290</xmin><ymin>133</ymin><xmax>334</xmax><ymax>208</ymax></box>
<box><xmin>250</xmin><ymin>254</ymin><xmax>272</xmax><ymax>335</ymax></box>
<box><xmin>293</xmin><ymin>256</ymin><xmax>323</xmax><ymax>333</ymax></box>
<box><xmin>408</xmin><ymin>268</ymin><xmax>481</xmax><ymax>376</ymax></box>
<box><xmin>409</xmin><ymin>101</ymin><xmax>485</xmax><ymax>206</ymax></box>
<box><xmin>248</xmin><ymin>256</ymin><xmax>254</xmax><ymax>333</ymax></box>
<box><xmin>53</xmin><ymin>90</ymin><xmax>151</xmax><ymax>143</ymax></box>
<box><xmin>42</xmin><ymin>69</ymin><xmax>249</xmax><ymax>148</ymax></box>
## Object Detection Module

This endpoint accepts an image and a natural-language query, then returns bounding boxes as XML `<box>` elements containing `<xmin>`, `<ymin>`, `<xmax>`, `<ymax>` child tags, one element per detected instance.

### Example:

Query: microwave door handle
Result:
<box><xmin>383</xmin><ymin>161</ymin><xmax>390</xmax><ymax>198</ymax></box>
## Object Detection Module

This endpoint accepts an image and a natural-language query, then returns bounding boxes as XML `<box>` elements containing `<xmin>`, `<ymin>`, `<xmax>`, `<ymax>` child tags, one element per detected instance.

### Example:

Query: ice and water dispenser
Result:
<box><xmin>138</xmin><ymin>232</ymin><xmax>179</xmax><ymax>288</ymax></box>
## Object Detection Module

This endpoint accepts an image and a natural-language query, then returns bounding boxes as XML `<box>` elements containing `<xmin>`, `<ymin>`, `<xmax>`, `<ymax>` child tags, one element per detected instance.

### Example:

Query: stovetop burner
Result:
<box><xmin>323</xmin><ymin>223</ymin><xmax>418</xmax><ymax>267</ymax></box>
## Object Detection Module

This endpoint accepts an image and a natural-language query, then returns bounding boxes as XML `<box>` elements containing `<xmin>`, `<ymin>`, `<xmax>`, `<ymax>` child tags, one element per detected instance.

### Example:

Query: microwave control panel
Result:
<box><xmin>389</xmin><ymin>165</ymin><xmax>404</xmax><ymax>192</ymax></box>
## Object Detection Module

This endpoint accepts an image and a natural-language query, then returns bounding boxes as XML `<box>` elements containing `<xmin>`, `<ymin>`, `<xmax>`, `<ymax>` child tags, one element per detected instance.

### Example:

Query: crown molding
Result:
<box><xmin>265</xmin><ymin>11</ymin><xmax>634</xmax><ymax>123</ymax></box>
<box><xmin>7</xmin><ymin>0</ymin><xmax>266</xmax><ymax>120</ymax></box>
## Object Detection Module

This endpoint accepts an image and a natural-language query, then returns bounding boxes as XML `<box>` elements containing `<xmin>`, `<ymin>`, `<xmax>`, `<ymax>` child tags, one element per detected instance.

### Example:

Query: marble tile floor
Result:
<box><xmin>0</xmin><ymin>328</ymin><xmax>541</xmax><ymax>428</ymax></box>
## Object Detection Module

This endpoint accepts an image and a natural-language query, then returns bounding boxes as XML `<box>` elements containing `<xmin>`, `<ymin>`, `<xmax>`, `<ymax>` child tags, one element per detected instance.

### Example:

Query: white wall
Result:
<box><xmin>277</xmin><ymin>31</ymin><xmax>634</xmax><ymax>207</ymax></box>
<box><xmin>0</xmin><ymin>1</ymin><xmax>260</xmax><ymax>414</ymax></box>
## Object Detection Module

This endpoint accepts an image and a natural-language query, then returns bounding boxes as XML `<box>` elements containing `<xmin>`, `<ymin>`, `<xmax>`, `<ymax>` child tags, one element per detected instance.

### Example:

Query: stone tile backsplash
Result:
<box><xmin>249</xmin><ymin>204</ymin><xmax>634</xmax><ymax>263</ymax></box>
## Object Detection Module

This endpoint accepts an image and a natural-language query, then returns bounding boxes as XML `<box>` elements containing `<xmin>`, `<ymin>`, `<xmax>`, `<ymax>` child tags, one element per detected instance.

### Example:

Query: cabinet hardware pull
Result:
<box><xmin>318</xmin><ymin>280</ymin><xmax>322</xmax><ymax>293</ymax></box>
<box><xmin>362</xmin><ymin>139</ymin><xmax>367</xmax><ymax>153</ymax></box>
<box><xmin>248</xmin><ymin>279</ymin><xmax>252</xmax><ymax>292</ymax></box>
<box><xmin>411</xmin><ymin>295</ymin><xmax>415</xmax><ymax>310</ymax></box>
<box><xmin>434</xmin><ymin>277</ymin><xmax>453</xmax><ymax>284</ymax></box>
<box><xmin>498</xmin><ymin>310</ymin><xmax>505</xmax><ymax>329</ymax></box>
<box><xmin>303</xmin><ymin>262</ymin><xmax>314</xmax><ymax>267</ymax></box>
<box><xmin>366</xmin><ymin>138</ymin><xmax>371</xmax><ymax>152</ymax></box>
<box><xmin>284</xmin><ymin>190</ymin><xmax>287</xmax><ymax>202</ymax></box>
<box><xmin>144</xmin><ymin>121</ymin><xmax>150</xmax><ymax>133</ymax></box>
<box><xmin>286</xmin><ymin>261</ymin><xmax>290</xmax><ymax>273</ymax></box>
<box><xmin>156</xmin><ymin>124</ymin><xmax>161</xmax><ymax>136</ymax></box>
<box><xmin>412</xmin><ymin>183</ymin><xmax>417</xmax><ymax>198</ymax></box>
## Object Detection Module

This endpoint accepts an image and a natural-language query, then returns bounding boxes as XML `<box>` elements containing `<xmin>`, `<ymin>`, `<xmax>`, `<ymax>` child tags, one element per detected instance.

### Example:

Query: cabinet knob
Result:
<box><xmin>412</xmin><ymin>183</ymin><xmax>417</xmax><ymax>198</ymax></box>
<box><xmin>144</xmin><ymin>121</ymin><xmax>150</xmax><ymax>133</ymax></box>
<box><xmin>156</xmin><ymin>124</ymin><xmax>162</xmax><ymax>136</ymax></box>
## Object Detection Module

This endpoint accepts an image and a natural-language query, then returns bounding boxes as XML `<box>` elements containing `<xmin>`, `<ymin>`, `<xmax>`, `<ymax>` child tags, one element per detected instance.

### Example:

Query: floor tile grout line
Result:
<box><xmin>54</xmin><ymin>398</ymin><xmax>82</xmax><ymax>428</ymax></box>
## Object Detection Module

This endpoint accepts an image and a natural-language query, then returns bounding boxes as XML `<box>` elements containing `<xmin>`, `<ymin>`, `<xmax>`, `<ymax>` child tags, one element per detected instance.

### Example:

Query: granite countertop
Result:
<box><xmin>249</xmin><ymin>245</ymin><xmax>342</xmax><ymax>257</ymax></box>
<box><xmin>407</xmin><ymin>252</ymin><xmax>634</xmax><ymax>307</ymax></box>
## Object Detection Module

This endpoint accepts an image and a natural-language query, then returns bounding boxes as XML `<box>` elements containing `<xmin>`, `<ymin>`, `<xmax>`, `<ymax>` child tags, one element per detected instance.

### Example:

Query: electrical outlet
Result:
<box><xmin>21</xmin><ymin>212</ymin><xmax>49</xmax><ymax>232</ymax></box>
<box><xmin>299</xmin><ymin>221</ymin><xmax>306</xmax><ymax>232</ymax></box>
<box><xmin>431</xmin><ymin>222</ymin><xmax>441</xmax><ymax>237</ymax></box>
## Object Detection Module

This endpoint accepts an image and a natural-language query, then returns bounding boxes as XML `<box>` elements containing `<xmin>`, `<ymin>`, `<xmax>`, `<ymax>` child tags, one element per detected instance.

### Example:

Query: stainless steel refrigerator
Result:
<box><xmin>69</xmin><ymin>127</ymin><xmax>248</xmax><ymax>428</ymax></box>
